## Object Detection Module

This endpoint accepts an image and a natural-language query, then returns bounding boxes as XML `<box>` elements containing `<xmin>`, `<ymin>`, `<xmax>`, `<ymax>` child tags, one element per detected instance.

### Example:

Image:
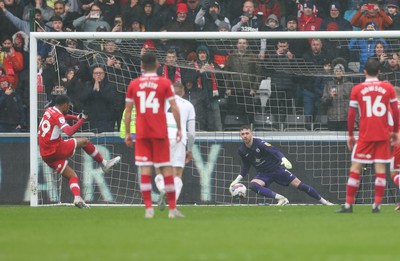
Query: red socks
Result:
<box><xmin>164</xmin><ymin>175</ymin><xmax>176</xmax><ymax>210</ymax></box>
<box><xmin>69</xmin><ymin>177</ymin><xmax>80</xmax><ymax>196</ymax></box>
<box><xmin>83</xmin><ymin>142</ymin><xmax>104</xmax><ymax>163</ymax></box>
<box><xmin>374</xmin><ymin>173</ymin><xmax>386</xmax><ymax>206</ymax></box>
<box><xmin>346</xmin><ymin>172</ymin><xmax>360</xmax><ymax>205</ymax></box>
<box><xmin>392</xmin><ymin>173</ymin><xmax>400</xmax><ymax>187</ymax></box>
<box><xmin>140</xmin><ymin>175</ymin><xmax>152</xmax><ymax>209</ymax></box>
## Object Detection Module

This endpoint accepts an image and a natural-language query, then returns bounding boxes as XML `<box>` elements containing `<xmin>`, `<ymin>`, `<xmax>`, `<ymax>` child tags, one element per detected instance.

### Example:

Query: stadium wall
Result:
<box><xmin>1</xmin><ymin>132</ymin><xmax>395</xmax><ymax>205</ymax></box>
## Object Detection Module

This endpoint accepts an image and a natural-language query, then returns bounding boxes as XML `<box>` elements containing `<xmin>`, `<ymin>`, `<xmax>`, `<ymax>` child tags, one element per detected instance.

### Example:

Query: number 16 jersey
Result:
<box><xmin>349</xmin><ymin>78</ymin><xmax>397</xmax><ymax>141</ymax></box>
<box><xmin>126</xmin><ymin>73</ymin><xmax>175</xmax><ymax>139</ymax></box>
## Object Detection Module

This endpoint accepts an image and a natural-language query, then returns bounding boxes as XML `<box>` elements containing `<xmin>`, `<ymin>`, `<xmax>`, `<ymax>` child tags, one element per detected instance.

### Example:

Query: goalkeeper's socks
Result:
<box><xmin>297</xmin><ymin>182</ymin><xmax>321</xmax><ymax>200</ymax></box>
<box><xmin>249</xmin><ymin>182</ymin><xmax>276</xmax><ymax>198</ymax></box>
<box><xmin>140</xmin><ymin>175</ymin><xmax>153</xmax><ymax>209</ymax></box>
<box><xmin>374</xmin><ymin>173</ymin><xmax>386</xmax><ymax>206</ymax></box>
<box><xmin>164</xmin><ymin>175</ymin><xmax>176</xmax><ymax>209</ymax></box>
<box><xmin>154</xmin><ymin>173</ymin><xmax>165</xmax><ymax>193</ymax></box>
<box><xmin>174</xmin><ymin>176</ymin><xmax>183</xmax><ymax>200</ymax></box>
<box><xmin>69</xmin><ymin>177</ymin><xmax>81</xmax><ymax>196</ymax></box>
<box><xmin>345</xmin><ymin>171</ymin><xmax>360</xmax><ymax>205</ymax></box>
<box><xmin>83</xmin><ymin>142</ymin><xmax>104</xmax><ymax>163</ymax></box>
<box><xmin>392</xmin><ymin>173</ymin><xmax>400</xmax><ymax>187</ymax></box>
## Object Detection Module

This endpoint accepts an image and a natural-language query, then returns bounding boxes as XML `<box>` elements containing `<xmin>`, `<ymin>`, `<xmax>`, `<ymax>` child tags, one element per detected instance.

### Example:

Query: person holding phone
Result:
<box><xmin>72</xmin><ymin>4</ymin><xmax>110</xmax><ymax>32</ymax></box>
<box><xmin>350</xmin><ymin>2</ymin><xmax>393</xmax><ymax>30</ymax></box>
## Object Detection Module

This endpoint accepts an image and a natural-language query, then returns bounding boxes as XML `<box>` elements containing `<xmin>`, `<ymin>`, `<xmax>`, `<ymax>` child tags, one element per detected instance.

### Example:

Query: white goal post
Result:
<box><xmin>29</xmin><ymin>31</ymin><xmax>400</xmax><ymax>207</ymax></box>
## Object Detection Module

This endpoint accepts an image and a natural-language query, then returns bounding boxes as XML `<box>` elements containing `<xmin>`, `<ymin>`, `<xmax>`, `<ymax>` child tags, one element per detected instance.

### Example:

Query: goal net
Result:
<box><xmin>29</xmin><ymin>31</ymin><xmax>400</xmax><ymax>206</ymax></box>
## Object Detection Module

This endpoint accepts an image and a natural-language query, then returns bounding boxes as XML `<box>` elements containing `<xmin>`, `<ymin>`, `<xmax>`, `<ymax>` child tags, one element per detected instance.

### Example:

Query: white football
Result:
<box><xmin>230</xmin><ymin>183</ymin><xmax>247</xmax><ymax>198</ymax></box>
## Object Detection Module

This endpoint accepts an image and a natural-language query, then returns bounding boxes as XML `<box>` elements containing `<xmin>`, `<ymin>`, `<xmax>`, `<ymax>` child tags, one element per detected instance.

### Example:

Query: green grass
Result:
<box><xmin>0</xmin><ymin>205</ymin><xmax>399</xmax><ymax>261</ymax></box>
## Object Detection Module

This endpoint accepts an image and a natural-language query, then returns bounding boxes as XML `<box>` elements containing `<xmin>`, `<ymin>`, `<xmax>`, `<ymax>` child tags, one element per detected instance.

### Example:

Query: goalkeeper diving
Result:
<box><xmin>229</xmin><ymin>126</ymin><xmax>333</xmax><ymax>206</ymax></box>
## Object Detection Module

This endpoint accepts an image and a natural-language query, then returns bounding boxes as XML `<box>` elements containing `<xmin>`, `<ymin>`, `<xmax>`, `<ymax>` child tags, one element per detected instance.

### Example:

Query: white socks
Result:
<box><xmin>154</xmin><ymin>174</ymin><xmax>182</xmax><ymax>200</ymax></box>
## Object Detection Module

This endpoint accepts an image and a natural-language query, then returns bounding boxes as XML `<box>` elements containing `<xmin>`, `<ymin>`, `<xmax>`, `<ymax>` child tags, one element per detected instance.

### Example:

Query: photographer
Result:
<box><xmin>194</xmin><ymin>0</ymin><xmax>230</xmax><ymax>31</ymax></box>
<box><xmin>350</xmin><ymin>2</ymin><xmax>393</xmax><ymax>30</ymax></box>
<box><xmin>72</xmin><ymin>4</ymin><xmax>110</xmax><ymax>32</ymax></box>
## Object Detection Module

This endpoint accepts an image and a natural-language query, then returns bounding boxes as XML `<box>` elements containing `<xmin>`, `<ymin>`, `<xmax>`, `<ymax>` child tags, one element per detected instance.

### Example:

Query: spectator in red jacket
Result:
<box><xmin>350</xmin><ymin>2</ymin><xmax>393</xmax><ymax>30</ymax></box>
<box><xmin>298</xmin><ymin>1</ymin><xmax>322</xmax><ymax>32</ymax></box>
<box><xmin>0</xmin><ymin>36</ymin><xmax>23</xmax><ymax>88</ymax></box>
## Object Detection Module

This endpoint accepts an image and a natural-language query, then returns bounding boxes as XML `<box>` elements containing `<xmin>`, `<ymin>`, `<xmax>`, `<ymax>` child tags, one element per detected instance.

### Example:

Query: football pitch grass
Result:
<box><xmin>1</xmin><ymin>205</ymin><xmax>399</xmax><ymax>261</ymax></box>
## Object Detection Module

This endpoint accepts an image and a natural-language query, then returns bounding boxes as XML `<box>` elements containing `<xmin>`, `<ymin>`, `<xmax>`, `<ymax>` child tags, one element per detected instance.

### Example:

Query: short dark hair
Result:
<box><xmin>240</xmin><ymin>125</ymin><xmax>252</xmax><ymax>131</ymax></box>
<box><xmin>55</xmin><ymin>94</ymin><xmax>70</xmax><ymax>106</ymax></box>
<box><xmin>141</xmin><ymin>51</ymin><xmax>157</xmax><ymax>71</ymax></box>
<box><xmin>364</xmin><ymin>58</ymin><xmax>380</xmax><ymax>77</ymax></box>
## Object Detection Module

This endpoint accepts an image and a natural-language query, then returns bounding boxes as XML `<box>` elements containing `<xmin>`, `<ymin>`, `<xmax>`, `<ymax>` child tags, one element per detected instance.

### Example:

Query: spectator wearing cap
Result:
<box><xmin>298</xmin><ymin>1</ymin><xmax>323</xmax><ymax>32</ymax></box>
<box><xmin>195</xmin><ymin>1</ymin><xmax>231</xmax><ymax>31</ymax></box>
<box><xmin>0</xmin><ymin>76</ymin><xmax>26</xmax><ymax>133</ymax></box>
<box><xmin>73</xmin><ymin>4</ymin><xmax>111</xmax><ymax>32</ymax></box>
<box><xmin>350</xmin><ymin>2</ymin><xmax>393</xmax><ymax>30</ymax></box>
<box><xmin>320</xmin><ymin>62</ymin><xmax>353</xmax><ymax>131</ymax></box>
<box><xmin>253</xmin><ymin>0</ymin><xmax>280</xmax><ymax>26</ymax></box>
<box><xmin>386</xmin><ymin>0</ymin><xmax>400</xmax><ymax>32</ymax></box>
<box><xmin>284</xmin><ymin>15</ymin><xmax>309</xmax><ymax>58</ymax></box>
<box><xmin>320</xmin><ymin>2</ymin><xmax>353</xmax><ymax>31</ymax></box>
<box><xmin>348</xmin><ymin>21</ymin><xmax>389</xmax><ymax>72</ymax></box>
<box><xmin>127</xmin><ymin>17</ymin><xmax>144</xmax><ymax>32</ymax></box>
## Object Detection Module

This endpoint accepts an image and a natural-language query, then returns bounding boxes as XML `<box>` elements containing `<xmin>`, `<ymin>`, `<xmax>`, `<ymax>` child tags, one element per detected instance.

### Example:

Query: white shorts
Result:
<box><xmin>169</xmin><ymin>139</ymin><xmax>186</xmax><ymax>168</ymax></box>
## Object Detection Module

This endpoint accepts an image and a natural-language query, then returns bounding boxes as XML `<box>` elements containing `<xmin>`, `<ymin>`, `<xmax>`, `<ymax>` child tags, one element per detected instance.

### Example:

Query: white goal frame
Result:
<box><xmin>29</xmin><ymin>30</ymin><xmax>400</xmax><ymax>206</ymax></box>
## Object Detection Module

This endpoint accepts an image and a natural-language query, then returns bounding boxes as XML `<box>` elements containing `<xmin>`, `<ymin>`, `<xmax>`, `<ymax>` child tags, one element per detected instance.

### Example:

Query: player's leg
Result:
<box><xmin>290</xmin><ymin>178</ymin><xmax>333</xmax><ymax>205</ymax></box>
<box><xmin>372</xmin><ymin>162</ymin><xmax>387</xmax><ymax>212</ymax></box>
<box><xmin>171</xmin><ymin>141</ymin><xmax>186</xmax><ymax>201</ymax></box>
<box><xmin>336</xmin><ymin>161</ymin><xmax>363</xmax><ymax>213</ymax></box>
<box><xmin>61</xmin><ymin>165</ymin><xmax>89</xmax><ymax>209</ymax></box>
<box><xmin>248</xmin><ymin>177</ymin><xmax>288</xmax><ymax>205</ymax></box>
<box><xmin>77</xmin><ymin>137</ymin><xmax>121</xmax><ymax>173</ymax></box>
<box><xmin>154</xmin><ymin>167</ymin><xmax>166</xmax><ymax>211</ymax></box>
<box><xmin>390</xmin><ymin>145</ymin><xmax>400</xmax><ymax>210</ymax></box>
<box><xmin>135</xmin><ymin>138</ymin><xmax>155</xmax><ymax>218</ymax></box>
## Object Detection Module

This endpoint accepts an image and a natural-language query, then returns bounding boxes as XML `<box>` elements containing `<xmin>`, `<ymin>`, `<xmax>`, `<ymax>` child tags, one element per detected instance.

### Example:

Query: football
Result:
<box><xmin>230</xmin><ymin>183</ymin><xmax>247</xmax><ymax>199</ymax></box>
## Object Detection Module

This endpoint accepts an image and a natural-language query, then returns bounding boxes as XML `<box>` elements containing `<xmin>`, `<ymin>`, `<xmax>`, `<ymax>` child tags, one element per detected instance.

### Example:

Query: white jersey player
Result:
<box><xmin>155</xmin><ymin>82</ymin><xmax>196</xmax><ymax>209</ymax></box>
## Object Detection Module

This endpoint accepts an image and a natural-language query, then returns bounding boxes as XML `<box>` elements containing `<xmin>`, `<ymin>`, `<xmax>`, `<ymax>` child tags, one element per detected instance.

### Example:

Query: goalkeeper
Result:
<box><xmin>229</xmin><ymin>126</ymin><xmax>333</xmax><ymax>206</ymax></box>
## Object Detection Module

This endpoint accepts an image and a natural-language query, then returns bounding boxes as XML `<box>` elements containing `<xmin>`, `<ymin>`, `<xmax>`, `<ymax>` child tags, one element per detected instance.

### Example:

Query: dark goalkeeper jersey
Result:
<box><xmin>238</xmin><ymin>138</ymin><xmax>285</xmax><ymax>177</ymax></box>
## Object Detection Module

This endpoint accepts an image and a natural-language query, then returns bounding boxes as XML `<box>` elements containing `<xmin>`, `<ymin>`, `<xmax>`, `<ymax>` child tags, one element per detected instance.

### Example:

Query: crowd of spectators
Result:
<box><xmin>1</xmin><ymin>0</ymin><xmax>400</xmax><ymax>132</ymax></box>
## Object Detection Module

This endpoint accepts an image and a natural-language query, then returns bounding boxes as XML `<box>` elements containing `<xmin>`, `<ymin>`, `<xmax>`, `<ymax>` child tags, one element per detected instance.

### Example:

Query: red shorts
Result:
<box><xmin>135</xmin><ymin>138</ymin><xmax>170</xmax><ymax>167</ymax></box>
<box><xmin>42</xmin><ymin>139</ymin><xmax>77</xmax><ymax>174</ymax></box>
<box><xmin>352</xmin><ymin>140</ymin><xmax>391</xmax><ymax>164</ymax></box>
<box><xmin>391</xmin><ymin>145</ymin><xmax>400</xmax><ymax>171</ymax></box>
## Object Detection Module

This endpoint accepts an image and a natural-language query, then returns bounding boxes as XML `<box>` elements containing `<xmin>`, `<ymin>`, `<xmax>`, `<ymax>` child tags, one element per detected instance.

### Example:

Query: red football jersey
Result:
<box><xmin>126</xmin><ymin>73</ymin><xmax>175</xmax><ymax>139</ymax></box>
<box><xmin>349</xmin><ymin>78</ymin><xmax>397</xmax><ymax>141</ymax></box>
<box><xmin>38</xmin><ymin>107</ymin><xmax>69</xmax><ymax>157</ymax></box>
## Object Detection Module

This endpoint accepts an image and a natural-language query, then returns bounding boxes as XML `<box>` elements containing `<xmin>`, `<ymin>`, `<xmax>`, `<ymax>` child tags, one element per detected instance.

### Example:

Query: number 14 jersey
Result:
<box><xmin>126</xmin><ymin>73</ymin><xmax>175</xmax><ymax>139</ymax></box>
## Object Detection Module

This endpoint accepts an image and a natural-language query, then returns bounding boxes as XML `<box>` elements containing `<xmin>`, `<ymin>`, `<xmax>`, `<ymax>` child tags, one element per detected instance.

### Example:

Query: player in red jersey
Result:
<box><xmin>38</xmin><ymin>95</ymin><xmax>121</xmax><ymax>208</ymax></box>
<box><xmin>391</xmin><ymin>87</ymin><xmax>400</xmax><ymax>211</ymax></box>
<box><xmin>337</xmin><ymin>58</ymin><xmax>399</xmax><ymax>213</ymax></box>
<box><xmin>124</xmin><ymin>52</ymin><xmax>183</xmax><ymax>218</ymax></box>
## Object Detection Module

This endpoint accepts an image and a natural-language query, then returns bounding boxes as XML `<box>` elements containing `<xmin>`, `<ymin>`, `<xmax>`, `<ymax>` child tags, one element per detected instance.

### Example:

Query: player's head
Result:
<box><xmin>173</xmin><ymin>82</ymin><xmax>185</xmax><ymax>97</ymax></box>
<box><xmin>141</xmin><ymin>51</ymin><xmax>157</xmax><ymax>72</ymax></box>
<box><xmin>364</xmin><ymin>58</ymin><xmax>380</xmax><ymax>77</ymax></box>
<box><xmin>239</xmin><ymin>125</ymin><xmax>253</xmax><ymax>146</ymax></box>
<box><xmin>55</xmin><ymin>94</ymin><xmax>71</xmax><ymax>114</ymax></box>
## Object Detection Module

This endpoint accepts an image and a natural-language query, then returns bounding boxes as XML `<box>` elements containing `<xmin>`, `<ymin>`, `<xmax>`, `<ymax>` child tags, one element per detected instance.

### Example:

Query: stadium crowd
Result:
<box><xmin>1</xmin><ymin>0</ymin><xmax>400</xmax><ymax>132</ymax></box>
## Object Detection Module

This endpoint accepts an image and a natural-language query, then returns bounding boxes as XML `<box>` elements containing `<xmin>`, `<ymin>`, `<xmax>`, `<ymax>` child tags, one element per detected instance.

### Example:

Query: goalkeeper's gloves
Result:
<box><xmin>77</xmin><ymin>110</ymin><xmax>88</xmax><ymax>120</ymax></box>
<box><xmin>229</xmin><ymin>174</ymin><xmax>243</xmax><ymax>194</ymax></box>
<box><xmin>281</xmin><ymin>157</ymin><xmax>292</xmax><ymax>169</ymax></box>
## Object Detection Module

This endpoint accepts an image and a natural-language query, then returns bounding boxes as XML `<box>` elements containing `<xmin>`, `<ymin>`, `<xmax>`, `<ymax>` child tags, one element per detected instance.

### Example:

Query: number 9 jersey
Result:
<box><xmin>349</xmin><ymin>78</ymin><xmax>397</xmax><ymax>141</ymax></box>
<box><xmin>126</xmin><ymin>73</ymin><xmax>175</xmax><ymax>139</ymax></box>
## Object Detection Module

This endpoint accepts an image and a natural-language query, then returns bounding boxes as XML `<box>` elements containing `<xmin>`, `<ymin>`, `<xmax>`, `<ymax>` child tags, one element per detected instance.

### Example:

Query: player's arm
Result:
<box><xmin>230</xmin><ymin>150</ymin><xmax>250</xmax><ymax>190</ymax></box>
<box><xmin>61</xmin><ymin>118</ymin><xmax>85</xmax><ymax>137</ymax></box>
<box><xmin>186</xmin><ymin>107</ymin><xmax>196</xmax><ymax>163</ymax></box>
<box><xmin>347</xmin><ymin>106</ymin><xmax>357</xmax><ymax>150</ymax></box>
<box><xmin>124</xmin><ymin>100</ymin><xmax>134</xmax><ymax>147</ymax></box>
<box><xmin>262</xmin><ymin>142</ymin><xmax>292</xmax><ymax>169</ymax></box>
<box><xmin>169</xmin><ymin>98</ymin><xmax>182</xmax><ymax>142</ymax></box>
